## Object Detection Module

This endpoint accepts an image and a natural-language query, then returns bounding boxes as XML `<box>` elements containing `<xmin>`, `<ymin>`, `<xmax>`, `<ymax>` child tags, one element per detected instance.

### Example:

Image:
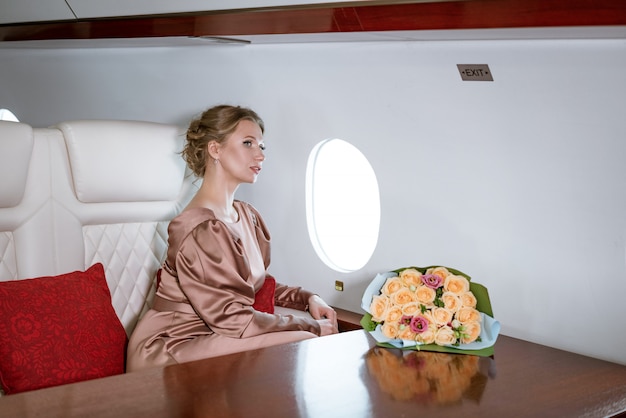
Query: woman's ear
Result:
<box><xmin>207</xmin><ymin>141</ymin><xmax>220</xmax><ymax>161</ymax></box>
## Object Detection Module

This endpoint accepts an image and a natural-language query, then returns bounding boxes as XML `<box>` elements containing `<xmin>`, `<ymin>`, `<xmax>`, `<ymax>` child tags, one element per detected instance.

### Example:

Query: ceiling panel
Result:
<box><xmin>65</xmin><ymin>0</ymin><xmax>366</xmax><ymax>20</ymax></box>
<box><xmin>0</xmin><ymin>0</ymin><xmax>76</xmax><ymax>24</ymax></box>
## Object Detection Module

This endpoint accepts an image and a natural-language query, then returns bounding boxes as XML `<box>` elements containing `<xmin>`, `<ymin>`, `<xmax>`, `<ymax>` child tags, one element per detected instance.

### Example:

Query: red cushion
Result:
<box><xmin>253</xmin><ymin>275</ymin><xmax>276</xmax><ymax>314</ymax></box>
<box><xmin>0</xmin><ymin>263</ymin><xmax>127</xmax><ymax>394</ymax></box>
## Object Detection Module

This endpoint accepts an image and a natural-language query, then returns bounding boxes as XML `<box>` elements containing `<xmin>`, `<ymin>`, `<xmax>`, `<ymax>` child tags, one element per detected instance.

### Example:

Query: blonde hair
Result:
<box><xmin>182</xmin><ymin>105</ymin><xmax>265</xmax><ymax>177</ymax></box>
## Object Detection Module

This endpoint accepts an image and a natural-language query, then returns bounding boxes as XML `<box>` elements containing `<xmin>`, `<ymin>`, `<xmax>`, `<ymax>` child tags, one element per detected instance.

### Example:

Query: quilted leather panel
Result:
<box><xmin>0</xmin><ymin>232</ymin><xmax>17</xmax><ymax>281</ymax></box>
<box><xmin>83</xmin><ymin>221</ymin><xmax>169</xmax><ymax>335</ymax></box>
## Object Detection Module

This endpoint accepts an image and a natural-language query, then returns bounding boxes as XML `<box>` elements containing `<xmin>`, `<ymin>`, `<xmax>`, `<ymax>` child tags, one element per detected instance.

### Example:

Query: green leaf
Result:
<box><xmin>470</xmin><ymin>282</ymin><xmax>494</xmax><ymax>318</ymax></box>
<box><xmin>360</xmin><ymin>312</ymin><xmax>377</xmax><ymax>332</ymax></box>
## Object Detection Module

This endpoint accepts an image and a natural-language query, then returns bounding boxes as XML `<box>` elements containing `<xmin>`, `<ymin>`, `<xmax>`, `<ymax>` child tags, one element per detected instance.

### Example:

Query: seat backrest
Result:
<box><xmin>0</xmin><ymin>121</ymin><xmax>57</xmax><ymax>281</ymax></box>
<box><xmin>53</xmin><ymin>120</ymin><xmax>197</xmax><ymax>334</ymax></box>
<box><xmin>0</xmin><ymin>119</ymin><xmax>198</xmax><ymax>336</ymax></box>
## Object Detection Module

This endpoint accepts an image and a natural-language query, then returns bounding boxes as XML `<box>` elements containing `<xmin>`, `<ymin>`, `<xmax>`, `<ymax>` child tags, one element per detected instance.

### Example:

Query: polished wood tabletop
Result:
<box><xmin>1</xmin><ymin>330</ymin><xmax>626</xmax><ymax>417</ymax></box>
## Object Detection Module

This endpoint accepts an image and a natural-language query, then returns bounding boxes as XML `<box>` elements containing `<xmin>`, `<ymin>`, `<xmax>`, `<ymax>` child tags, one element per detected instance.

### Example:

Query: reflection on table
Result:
<box><xmin>365</xmin><ymin>347</ymin><xmax>494</xmax><ymax>405</ymax></box>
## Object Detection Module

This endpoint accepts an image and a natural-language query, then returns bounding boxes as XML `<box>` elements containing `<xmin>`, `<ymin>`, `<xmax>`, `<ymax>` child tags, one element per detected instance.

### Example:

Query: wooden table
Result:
<box><xmin>1</xmin><ymin>330</ymin><xmax>625</xmax><ymax>417</ymax></box>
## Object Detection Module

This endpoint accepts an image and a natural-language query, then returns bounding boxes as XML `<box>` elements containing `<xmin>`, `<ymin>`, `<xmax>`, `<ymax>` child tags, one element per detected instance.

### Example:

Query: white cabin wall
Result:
<box><xmin>1</xmin><ymin>36</ymin><xmax>625</xmax><ymax>364</ymax></box>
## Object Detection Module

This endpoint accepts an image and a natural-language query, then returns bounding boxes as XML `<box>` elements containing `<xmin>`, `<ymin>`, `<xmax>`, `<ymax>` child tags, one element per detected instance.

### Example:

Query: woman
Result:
<box><xmin>126</xmin><ymin>105</ymin><xmax>338</xmax><ymax>372</ymax></box>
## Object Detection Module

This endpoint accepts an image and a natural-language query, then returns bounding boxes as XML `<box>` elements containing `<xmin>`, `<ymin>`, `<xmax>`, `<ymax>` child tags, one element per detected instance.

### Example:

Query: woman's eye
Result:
<box><xmin>243</xmin><ymin>140</ymin><xmax>265</xmax><ymax>151</ymax></box>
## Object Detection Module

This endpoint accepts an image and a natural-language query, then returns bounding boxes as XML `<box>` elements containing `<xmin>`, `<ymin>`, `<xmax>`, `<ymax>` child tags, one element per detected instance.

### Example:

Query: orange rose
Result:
<box><xmin>415</xmin><ymin>285</ymin><xmax>436</xmax><ymax>305</ymax></box>
<box><xmin>426</xmin><ymin>266</ymin><xmax>451</xmax><ymax>281</ymax></box>
<box><xmin>401</xmin><ymin>302</ymin><xmax>421</xmax><ymax>316</ymax></box>
<box><xmin>420</xmin><ymin>310</ymin><xmax>435</xmax><ymax>324</ymax></box>
<box><xmin>460</xmin><ymin>291</ymin><xmax>477</xmax><ymax>308</ymax></box>
<box><xmin>382</xmin><ymin>276</ymin><xmax>404</xmax><ymax>296</ymax></box>
<box><xmin>432</xmin><ymin>307</ymin><xmax>453</xmax><ymax>326</ymax></box>
<box><xmin>392</xmin><ymin>288</ymin><xmax>417</xmax><ymax>306</ymax></box>
<box><xmin>385</xmin><ymin>305</ymin><xmax>403</xmax><ymax>324</ymax></box>
<box><xmin>442</xmin><ymin>291</ymin><xmax>461</xmax><ymax>313</ymax></box>
<box><xmin>460</xmin><ymin>321</ymin><xmax>481</xmax><ymax>344</ymax></box>
<box><xmin>399</xmin><ymin>268</ymin><xmax>422</xmax><ymax>289</ymax></box>
<box><xmin>434</xmin><ymin>325</ymin><xmax>457</xmax><ymax>346</ymax></box>
<box><xmin>397</xmin><ymin>326</ymin><xmax>417</xmax><ymax>341</ymax></box>
<box><xmin>444</xmin><ymin>274</ymin><xmax>470</xmax><ymax>294</ymax></box>
<box><xmin>381</xmin><ymin>321</ymin><xmax>400</xmax><ymax>339</ymax></box>
<box><xmin>416</xmin><ymin>326</ymin><xmax>436</xmax><ymax>344</ymax></box>
<box><xmin>369</xmin><ymin>294</ymin><xmax>390</xmax><ymax>322</ymax></box>
<box><xmin>457</xmin><ymin>307</ymin><xmax>481</xmax><ymax>324</ymax></box>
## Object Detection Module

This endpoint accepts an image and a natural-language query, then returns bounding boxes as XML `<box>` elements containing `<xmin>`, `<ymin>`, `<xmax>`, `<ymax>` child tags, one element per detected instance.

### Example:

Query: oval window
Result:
<box><xmin>306</xmin><ymin>138</ymin><xmax>380</xmax><ymax>272</ymax></box>
<box><xmin>0</xmin><ymin>109</ymin><xmax>19</xmax><ymax>122</ymax></box>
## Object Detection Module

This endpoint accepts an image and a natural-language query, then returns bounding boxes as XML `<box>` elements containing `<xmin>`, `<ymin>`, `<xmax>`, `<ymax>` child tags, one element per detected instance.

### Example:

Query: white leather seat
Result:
<box><xmin>0</xmin><ymin>119</ymin><xmax>198</xmax><ymax>335</ymax></box>
<box><xmin>0</xmin><ymin>121</ymin><xmax>57</xmax><ymax>281</ymax></box>
<box><xmin>53</xmin><ymin>120</ymin><xmax>197</xmax><ymax>334</ymax></box>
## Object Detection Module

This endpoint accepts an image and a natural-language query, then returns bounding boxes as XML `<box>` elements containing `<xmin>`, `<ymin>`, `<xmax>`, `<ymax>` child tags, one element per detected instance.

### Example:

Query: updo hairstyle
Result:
<box><xmin>182</xmin><ymin>105</ymin><xmax>265</xmax><ymax>177</ymax></box>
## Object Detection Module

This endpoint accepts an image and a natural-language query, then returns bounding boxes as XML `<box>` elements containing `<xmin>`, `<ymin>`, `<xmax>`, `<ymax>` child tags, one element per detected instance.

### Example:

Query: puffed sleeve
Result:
<box><xmin>274</xmin><ymin>283</ymin><xmax>316</xmax><ymax>311</ymax></box>
<box><xmin>175</xmin><ymin>219</ymin><xmax>321</xmax><ymax>338</ymax></box>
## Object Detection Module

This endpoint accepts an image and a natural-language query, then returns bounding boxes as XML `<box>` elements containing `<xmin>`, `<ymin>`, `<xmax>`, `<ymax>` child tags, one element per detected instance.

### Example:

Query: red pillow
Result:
<box><xmin>0</xmin><ymin>263</ymin><xmax>127</xmax><ymax>394</ymax></box>
<box><xmin>253</xmin><ymin>275</ymin><xmax>276</xmax><ymax>314</ymax></box>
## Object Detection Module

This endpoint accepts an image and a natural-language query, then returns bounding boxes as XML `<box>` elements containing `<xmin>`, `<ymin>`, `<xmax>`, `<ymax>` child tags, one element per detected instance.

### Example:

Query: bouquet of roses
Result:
<box><xmin>361</xmin><ymin>266</ymin><xmax>499</xmax><ymax>356</ymax></box>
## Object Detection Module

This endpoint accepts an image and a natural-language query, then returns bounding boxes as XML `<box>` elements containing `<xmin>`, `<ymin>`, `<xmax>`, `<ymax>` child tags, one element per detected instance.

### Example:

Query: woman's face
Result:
<box><xmin>216</xmin><ymin>119</ymin><xmax>265</xmax><ymax>184</ymax></box>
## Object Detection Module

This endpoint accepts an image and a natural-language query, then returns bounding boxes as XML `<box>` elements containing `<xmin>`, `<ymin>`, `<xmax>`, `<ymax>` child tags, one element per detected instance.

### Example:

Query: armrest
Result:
<box><xmin>333</xmin><ymin>307</ymin><xmax>363</xmax><ymax>332</ymax></box>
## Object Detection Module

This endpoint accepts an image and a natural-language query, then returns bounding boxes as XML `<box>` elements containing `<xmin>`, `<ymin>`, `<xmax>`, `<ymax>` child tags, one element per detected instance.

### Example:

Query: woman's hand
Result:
<box><xmin>316</xmin><ymin>319</ymin><xmax>338</xmax><ymax>336</ymax></box>
<box><xmin>308</xmin><ymin>295</ymin><xmax>338</xmax><ymax>335</ymax></box>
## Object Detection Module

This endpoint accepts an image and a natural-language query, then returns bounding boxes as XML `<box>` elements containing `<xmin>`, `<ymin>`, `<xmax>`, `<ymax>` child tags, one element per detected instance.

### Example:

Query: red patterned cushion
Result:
<box><xmin>253</xmin><ymin>275</ymin><xmax>276</xmax><ymax>314</ymax></box>
<box><xmin>0</xmin><ymin>263</ymin><xmax>127</xmax><ymax>394</ymax></box>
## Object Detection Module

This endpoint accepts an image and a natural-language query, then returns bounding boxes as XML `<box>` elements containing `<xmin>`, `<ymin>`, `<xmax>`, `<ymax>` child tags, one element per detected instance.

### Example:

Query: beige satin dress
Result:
<box><xmin>126</xmin><ymin>201</ymin><xmax>320</xmax><ymax>372</ymax></box>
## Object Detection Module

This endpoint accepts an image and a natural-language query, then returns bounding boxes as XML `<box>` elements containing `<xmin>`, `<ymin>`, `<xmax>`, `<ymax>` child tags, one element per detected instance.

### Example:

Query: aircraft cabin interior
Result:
<box><xmin>1</xmin><ymin>1</ymin><xmax>626</xmax><ymax>416</ymax></box>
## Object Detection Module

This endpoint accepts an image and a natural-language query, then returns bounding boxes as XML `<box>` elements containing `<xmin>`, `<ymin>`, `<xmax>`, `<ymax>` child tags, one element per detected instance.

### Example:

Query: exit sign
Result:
<box><xmin>457</xmin><ymin>64</ymin><xmax>494</xmax><ymax>81</ymax></box>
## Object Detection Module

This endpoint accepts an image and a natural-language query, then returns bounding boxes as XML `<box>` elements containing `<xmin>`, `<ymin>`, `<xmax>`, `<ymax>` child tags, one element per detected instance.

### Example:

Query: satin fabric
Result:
<box><xmin>126</xmin><ymin>201</ymin><xmax>320</xmax><ymax>372</ymax></box>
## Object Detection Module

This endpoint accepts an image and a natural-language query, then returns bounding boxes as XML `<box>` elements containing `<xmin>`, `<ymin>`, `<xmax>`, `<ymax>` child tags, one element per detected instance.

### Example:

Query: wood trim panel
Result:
<box><xmin>1</xmin><ymin>0</ymin><xmax>626</xmax><ymax>43</ymax></box>
<box><xmin>334</xmin><ymin>307</ymin><xmax>363</xmax><ymax>332</ymax></box>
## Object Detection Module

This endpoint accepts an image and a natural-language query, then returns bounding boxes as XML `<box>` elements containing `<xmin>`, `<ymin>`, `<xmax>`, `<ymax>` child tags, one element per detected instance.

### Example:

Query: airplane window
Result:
<box><xmin>0</xmin><ymin>109</ymin><xmax>19</xmax><ymax>122</ymax></box>
<box><xmin>305</xmin><ymin>138</ymin><xmax>380</xmax><ymax>272</ymax></box>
